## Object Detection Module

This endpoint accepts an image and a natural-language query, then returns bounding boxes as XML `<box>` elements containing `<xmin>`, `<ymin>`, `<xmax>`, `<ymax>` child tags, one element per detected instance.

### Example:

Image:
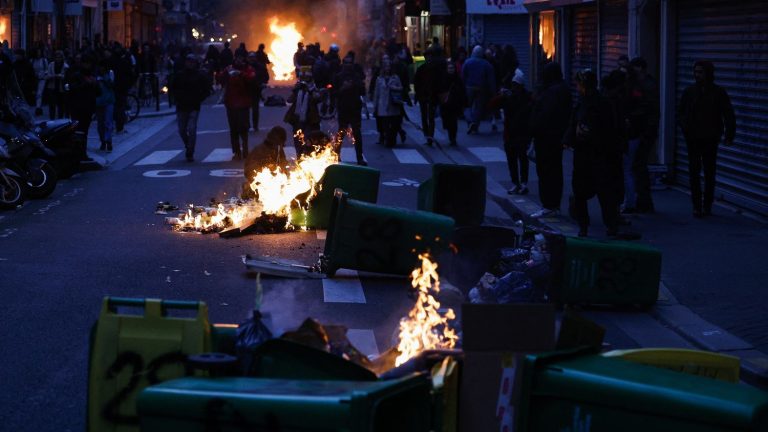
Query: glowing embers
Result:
<box><xmin>395</xmin><ymin>253</ymin><xmax>458</xmax><ymax>367</ymax></box>
<box><xmin>268</xmin><ymin>17</ymin><xmax>303</xmax><ymax>81</ymax></box>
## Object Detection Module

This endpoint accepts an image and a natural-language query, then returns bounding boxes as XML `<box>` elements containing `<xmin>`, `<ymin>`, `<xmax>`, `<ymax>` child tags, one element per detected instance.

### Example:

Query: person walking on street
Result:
<box><xmin>217</xmin><ymin>54</ymin><xmax>255</xmax><ymax>160</ymax></box>
<box><xmin>13</xmin><ymin>49</ymin><xmax>37</xmax><ymax>106</ymax></box>
<box><xmin>333</xmin><ymin>56</ymin><xmax>367</xmax><ymax>165</ymax></box>
<box><xmin>413</xmin><ymin>48</ymin><xmax>446</xmax><ymax>146</ymax></box>
<box><xmin>219</xmin><ymin>41</ymin><xmax>234</xmax><ymax>69</ymax></box>
<box><xmin>439</xmin><ymin>62</ymin><xmax>467</xmax><ymax>147</ymax></box>
<box><xmin>462</xmin><ymin>45</ymin><xmax>495</xmax><ymax>134</ymax></box>
<box><xmin>94</xmin><ymin>60</ymin><xmax>116</xmax><ymax>152</ymax></box>
<box><xmin>46</xmin><ymin>50</ymin><xmax>69</xmax><ymax>119</ymax></box>
<box><xmin>255</xmin><ymin>43</ymin><xmax>271</xmax><ymax>67</ymax></box>
<box><xmin>247</xmin><ymin>51</ymin><xmax>269</xmax><ymax>132</ymax></box>
<box><xmin>284</xmin><ymin>68</ymin><xmax>321</xmax><ymax>157</ymax></box>
<box><xmin>678</xmin><ymin>60</ymin><xmax>735</xmax><ymax>217</ymax></box>
<box><xmin>563</xmin><ymin>69</ymin><xmax>625</xmax><ymax>238</ymax></box>
<box><xmin>372</xmin><ymin>55</ymin><xmax>403</xmax><ymax>148</ymax></box>
<box><xmin>491</xmin><ymin>68</ymin><xmax>532</xmax><ymax>195</ymax></box>
<box><xmin>529</xmin><ymin>62</ymin><xmax>572</xmax><ymax>218</ymax></box>
<box><xmin>173</xmin><ymin>54</ymin><xmax>211</xmax><ymax>161</ymax></box>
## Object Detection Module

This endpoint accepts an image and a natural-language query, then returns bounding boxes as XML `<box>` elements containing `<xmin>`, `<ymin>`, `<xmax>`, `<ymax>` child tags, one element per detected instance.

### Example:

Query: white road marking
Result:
<box><xmin>209</xmin><ymin>168</ymin><xmax>244</xmax><ymax>178</ymax></box>
<box><xmin>392</xmin><ymin>149</ymin><xmax>429</xmax><ymax>164</ymax></box>
<box><xmin>142</xmin><ymin>169</ymin><xmax>191</xmax><ymax>178</ymax></box>
<box><xmin>316</xmin><ymin>230</ymin><xmax>327</xmax><ymax>240</ymax></box>
<box><xmin>469</xmin><ymin>146</ymin><xmax>507</xmax><ymax>162</ymax></box>
<box><xmin>135</xmin><ymin>150</ymin><xmax>183</xmax><ymax>166</ymax></box>
<box><xmin>197</xmin><ymin>129</ymin><xmax>230</xmax><ymax>135</ymax></box>
<box><xmin>322</xmin><ymin>269</ymin><xmax>366</xmax><ymax>303</ymax></box>
<box><xmin>346</xmin><ymin>329</ymin><xmax>379</xmax><ymax>356</ymax></box>
<box><xmin>203</xmin><ymin>148</ymin><xmax>235</xmax><ymax>163</ymax></box>
<box><xmin>340</xmin><ymin>147</ymin><xmax>366</xmax><ymax>163</ymax></box>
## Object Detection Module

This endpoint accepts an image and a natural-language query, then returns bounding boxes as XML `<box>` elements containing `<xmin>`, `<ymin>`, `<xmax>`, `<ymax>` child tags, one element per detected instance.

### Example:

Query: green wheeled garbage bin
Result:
<box><xmin>516</xmin><ymin>350</ymin><xmax>768</xmax><ymax>432</ymax></box>
<box><xmin>291</xmin><ymin>163</ymin><xmax>381</xmax><ymax>229</ymax></box>
<box><xmin>417</xmin><ymin>163</ymin><xmax>486</xmax><ymax>226</ymax></box>
<box><xmin>137</xmin><ymin>374</ymin><xmax>432</xmax><ymax>432</ymax></box>
<box><xmin>323</xmin><ymin>189</ymin><xmax>455</xmax><ymax>276</ymax></box>
<box><xmin>548</xmin><ymin>235</ymin><xmax>662</xmax><ymax>307</ymax></box>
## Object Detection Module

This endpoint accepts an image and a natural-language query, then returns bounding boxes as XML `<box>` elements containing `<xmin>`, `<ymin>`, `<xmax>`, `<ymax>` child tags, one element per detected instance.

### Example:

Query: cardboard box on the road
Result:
<box><xmin>459</xmin><ymin>303</ymin><xmax>556</xmax><ymax>432</ymax></box>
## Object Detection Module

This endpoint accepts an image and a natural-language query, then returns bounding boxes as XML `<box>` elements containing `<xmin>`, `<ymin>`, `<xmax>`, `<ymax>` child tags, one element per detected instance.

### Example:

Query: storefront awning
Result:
<box><xmin>523</xmin><ymin>0</ymin><xmax>594</xmax><ymax>13</ymax></box>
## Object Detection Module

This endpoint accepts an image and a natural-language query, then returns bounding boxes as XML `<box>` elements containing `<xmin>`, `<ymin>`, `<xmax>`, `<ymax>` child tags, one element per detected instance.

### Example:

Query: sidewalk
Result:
<box><xmin>403</xmin><ymin>102</ymin><xmax>768</xmax><ymax>386</ymax></box>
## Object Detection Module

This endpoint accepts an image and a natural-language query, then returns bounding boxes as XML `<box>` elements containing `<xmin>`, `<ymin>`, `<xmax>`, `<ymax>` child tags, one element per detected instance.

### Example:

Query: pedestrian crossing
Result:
<box><xmin>131</xmin><ymin>146</ymin><xmax>510</xmax><ymax>167</ymax></box>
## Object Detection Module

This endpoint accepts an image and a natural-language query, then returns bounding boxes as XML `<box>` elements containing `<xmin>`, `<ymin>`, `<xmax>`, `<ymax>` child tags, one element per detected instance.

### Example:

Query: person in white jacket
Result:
<box><xmin>31</xmin><ymin>48</ymin><xmax>49</xmax><ymax>116</ymax></box>
<box><xmin>46</xmin><ymin>51</ymin><xmax>69</xmax><ymax>119</ymax></box>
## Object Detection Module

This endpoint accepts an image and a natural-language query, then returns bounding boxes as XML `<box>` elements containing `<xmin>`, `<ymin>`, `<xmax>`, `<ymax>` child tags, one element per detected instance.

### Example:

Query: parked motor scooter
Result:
<box><xmin>0</xmin><ymin>139</ymin><xmax>25</xmax><ymax>209</ymax></box>
<box><xmin>34</xmin><ymin>119</ymin><xmax>87</xmax><ymax>178</ymax></box>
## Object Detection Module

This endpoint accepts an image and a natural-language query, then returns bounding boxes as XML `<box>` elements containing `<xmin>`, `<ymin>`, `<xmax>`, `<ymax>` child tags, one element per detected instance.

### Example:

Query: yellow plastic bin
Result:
<box><xmin>87</xmin><ymin>297</ymin><xmax>210</xmax><ymax>432</ymax></box>
<box><xmin>601</xmin><ymin>348</ymin><xmax>740</xmax><ymax>383</ymax></box>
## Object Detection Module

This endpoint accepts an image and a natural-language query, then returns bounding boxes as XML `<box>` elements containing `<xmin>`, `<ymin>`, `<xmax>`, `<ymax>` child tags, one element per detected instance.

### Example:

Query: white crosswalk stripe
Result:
<box><xmin>469</xmin><ymin>146</ymin><xmax>507</xmax><ymax>162</ymax></box>
<box><xmin>134</xmin><ymin>150</ymin><xmax>183</xmax><ymax>166</ymax></box>
<box><xmin>284</xmin><ymin>146</ymin><xmax>297</xmax><ymax>161</ymax></box>
<box><xmin>340</xmin><ymin>147</ymin><xmax>367</xmax><ymax>163</ymax></box>
<box><xmin>392</xmin><ymin>148</ymin><xmax>429</xmax><ymax>164</ymax></box>
<box><xmin>346</xmin><ymin>329</ymin><xmax>379</xmax><ymax>356</ymax></box>
<box><xmin>201</xmin><ymin>148</ymin><xmax>233</xmax><ymax>163</ymax></box>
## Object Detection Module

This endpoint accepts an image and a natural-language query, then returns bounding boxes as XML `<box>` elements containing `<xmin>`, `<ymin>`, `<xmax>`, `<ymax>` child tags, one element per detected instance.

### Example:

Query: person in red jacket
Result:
<box><xmin>217</xmin><ymin>53</ymin><xmax>255</xmax><ymax>159</ymax></box>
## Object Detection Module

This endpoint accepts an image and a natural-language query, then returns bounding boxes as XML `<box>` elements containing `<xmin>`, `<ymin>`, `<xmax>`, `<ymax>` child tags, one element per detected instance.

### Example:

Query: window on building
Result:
<box><xmin>0</xmin><ymin>15</ymin><xmax>9</xmax><ymax>44</ymax></box>
<box><xmin>539</xmin><ymin>10</ymin><xmax>555</xmax><ymax>60</ymax></box>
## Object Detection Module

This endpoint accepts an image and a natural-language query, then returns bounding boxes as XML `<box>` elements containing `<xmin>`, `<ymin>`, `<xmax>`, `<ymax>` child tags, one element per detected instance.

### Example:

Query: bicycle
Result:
<box><xmin>137</xmin><ymin>72</ymin><xmax>160</xmax><ymax>111</ymax></box>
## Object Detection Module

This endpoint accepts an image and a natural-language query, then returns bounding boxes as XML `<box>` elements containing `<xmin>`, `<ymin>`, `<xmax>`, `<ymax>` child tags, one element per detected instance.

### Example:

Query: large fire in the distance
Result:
<box><xmin>268</xmin><ymin>17</ymin><xmax>303</xmax><ymax>81</ymax></box>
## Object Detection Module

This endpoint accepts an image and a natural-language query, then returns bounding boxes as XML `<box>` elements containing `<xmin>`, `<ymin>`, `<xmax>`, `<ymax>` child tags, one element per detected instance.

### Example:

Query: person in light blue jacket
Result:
<box><xmin>95</xmin><ymin>60</ymin><xmax>116</xmax><ymax>152</ymax></box>
<box><xmin>461</xmin><ymin>45</ymin><xmax>496</xmax><ymax>134</ymax></box>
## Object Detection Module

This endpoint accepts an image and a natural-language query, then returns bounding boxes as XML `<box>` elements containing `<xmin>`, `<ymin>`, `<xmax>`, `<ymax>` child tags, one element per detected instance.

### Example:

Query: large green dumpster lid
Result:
<box><xmin>517</xmin><ymin>350</ymin><xmax>768</xmax><ymax>431</ymax></box>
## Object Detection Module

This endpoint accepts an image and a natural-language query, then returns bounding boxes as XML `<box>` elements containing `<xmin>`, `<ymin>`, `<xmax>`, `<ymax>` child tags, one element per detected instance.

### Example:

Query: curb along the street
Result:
<box><xmin>400</xmin><ymin>103</ymin><xmax>768</xmax><ymax>388</ymax></box>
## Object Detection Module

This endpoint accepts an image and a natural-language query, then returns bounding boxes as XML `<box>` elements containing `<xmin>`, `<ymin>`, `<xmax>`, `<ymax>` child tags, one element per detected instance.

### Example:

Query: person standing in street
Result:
<box><xmin>46</xmin><ymin>50</ymin><xmax>69</xmax><ymax>119</ymax></box>
<box><xmin>219</xmin><ymin>41</ymin><xmax>234</xmax><ymax>69</ymax></box>
<box><xmin>529</xmin><ymin>62</ymin><xmax>572</xmax><ymax>218</ymax></box>
<box><xmin>94</xmin><ymin>60</ymin><xmax>115</xmax><ymax>152</ymax></box>
<box><xmin>413</xmin><ymin>48</ymin><xmax>446</xmax><ymax>146</ymax></box>
<box><xmin>491</xmin><ymin>68</ymin><xmax>532</xmax><ymax>195</ymax></box>
<box><xmin>255</xmin><ymin>43</ymin><xmax>271</xmax><ymax>67</ymax></box>
<box><xmin>13</xmin><ymin>49</ymin><xmax>37</xmax><ymax>106</ymax></box>
<box><xmin>247</xmin><ymin>51</ymin><xmax>269</xmax><ymax>132</ymax></box>
<box><xmin>372</xmin><ymin>55</ymin><xmax>403</xmax><ymax>148</ymax></box>
<box><xmin>173</xmin><ymin>54</ymin><xmax>211</xmax><ymax>162</ymax></box>
<box><xmin>67</xmin><ymin>55</ymin><xmax>100</xmax><ymax>161</ymax></box>
<box><xmin>333</xmin><ymin>56</ymin><xmax>367</xmax><ymax>165</ymax></box>
<box><xmin>31</xmin><ymin>48</ymin><xmax>48</xmax><ymax>116</ymax></box>
<box><xmin>284</xmin><ymin>68</ymin><xmax>321</xmax><ymax>157</ymax></box>
<box><xmin>439</xmin><ymin>61</ymin><xmax>467</xmax><ymax>147</ymax></box>
<box><xmin>217</xmin><ymin>54</ymin><xmax>255</xmax><ymax>160</ymax></box>
<box><xmin>462</xmin><ymin>45</ymin><xmax>495</xmax><ymax>134</ymax></box>
<box><xmin>563</xmin><ymin>69</ymin><xmax>626</xmax><ymax>238</ymax></box>
<box><xmin>678</xmin><ymin>60</ymin><xmax>735</xmax><ymax>217</ymax></box>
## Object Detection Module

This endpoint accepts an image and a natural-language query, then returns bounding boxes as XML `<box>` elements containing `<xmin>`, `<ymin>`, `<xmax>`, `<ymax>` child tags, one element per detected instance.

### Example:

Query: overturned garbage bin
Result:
<box><xmin>137</xmin><ymin>374</ymin><xmax>432</xmax><ymax>431</ymax></box>
<box><xmin>323</xmin><ymin>189</ymin><xmax>455</xmax><ymax>277</ymax></box>
<box><xmin>548</xmin><ymin>235</ymin><xmax>662</xmax><ymax>307</ymax></box>
<box><xmin>516</xmin><ymin>349</ymin><xmax>768</xmax><ymax>432</ymax></box>
<box><xmin>417</xmin><ymin>163</ymin><xmax>486</xmax><ymax>227</ymax></box>
<box><xmin>291</xmin><ymin>164</ymin><xmax>381</xmax><ymax>229</ymax></box>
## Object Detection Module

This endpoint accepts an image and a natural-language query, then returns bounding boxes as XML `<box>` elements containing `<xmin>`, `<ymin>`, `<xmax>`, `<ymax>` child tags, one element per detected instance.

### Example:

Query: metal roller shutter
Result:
<box><xmin>569</xmin><ymin>4</ymin><xmax>598</xmax><ymax>100</ymax></box>
<box><xmin>483</xmin><ymin>14</ymin><xmax>531</xmax><ymax>82</ymax></box>
<box><xmin>675</xmin><ymin>0</ymin><xmax>768</xmax><ymax>215</ymax></box>
<box><xmin>599</xmin><ymin>0</ymin><xmax>628</xmax><ymax>81</ymax></box>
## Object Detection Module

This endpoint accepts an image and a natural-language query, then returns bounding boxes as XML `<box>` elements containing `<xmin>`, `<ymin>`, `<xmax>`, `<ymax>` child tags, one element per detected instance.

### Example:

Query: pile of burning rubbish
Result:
<box><xmin>158</xmin><ymin>131</ymin><xmax>343</xmax><ymax>236</ymax></box>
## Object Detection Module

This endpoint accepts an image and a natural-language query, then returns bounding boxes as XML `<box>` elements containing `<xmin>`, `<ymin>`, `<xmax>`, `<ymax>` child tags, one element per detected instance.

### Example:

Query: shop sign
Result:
<box><xmin>105</xmin><ymin>0</ymin><xmax>123</xmax><ymax>11</ymax></box>
<box><xmin>466</xmin><ymin>0</ymin><xmax>527</xmax><ymax>14</ymax></box>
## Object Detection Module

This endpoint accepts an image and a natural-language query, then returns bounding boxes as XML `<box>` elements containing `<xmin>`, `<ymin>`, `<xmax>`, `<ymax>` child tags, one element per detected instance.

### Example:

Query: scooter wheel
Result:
<box><xmin>0</xmin><ymin>174</ymin><xmax>25</xmax><ymax>210</ymax></box>
<box><xmin>25</xmin><ymin>162</ymin><xmax>58</xmax><ymax>199</ymax></box>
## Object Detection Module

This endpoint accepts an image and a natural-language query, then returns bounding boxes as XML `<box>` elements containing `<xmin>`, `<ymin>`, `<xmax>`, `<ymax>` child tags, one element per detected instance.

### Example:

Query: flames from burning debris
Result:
<box><xmin>166</xmin><ymin>130</ymin><xmax>347</xmax><ymax>234</ymax></box>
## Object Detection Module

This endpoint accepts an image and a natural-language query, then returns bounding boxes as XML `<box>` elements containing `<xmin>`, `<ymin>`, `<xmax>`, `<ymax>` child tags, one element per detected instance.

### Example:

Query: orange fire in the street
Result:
<box><xmin>395</xmin><ymin>254</ymin><xmax>458</xmax><ymax>367</ymax></box>
<box><xmin>268</xmin><ymin>17</ymin><xmax>303</xmax><ymax>81</ymax></box>
<box><xmin>169</xmin><ymin>131</ymin><xmax>345</xmax><ymax>233</ymax></box>
<box><xmin>249</xmin><ymin>140</ymin><xmax>339</xmax><ymax>218</ymax></box>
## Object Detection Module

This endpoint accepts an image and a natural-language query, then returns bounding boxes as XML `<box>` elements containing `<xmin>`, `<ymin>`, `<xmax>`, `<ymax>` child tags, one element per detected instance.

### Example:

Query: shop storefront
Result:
<box><xmin>599</xmin><ymin>0</ymin><xmax>627</xmax><ymax>79</ymax></box>
<box><xmin>669</xmin><ymin>0</ymin><xmax>768</xmax><ymax>215</ymax></box>
<box><xmin>467</xmin><ymin>0</ymin><xmax>530</xmax><ymax>79</ymax></box>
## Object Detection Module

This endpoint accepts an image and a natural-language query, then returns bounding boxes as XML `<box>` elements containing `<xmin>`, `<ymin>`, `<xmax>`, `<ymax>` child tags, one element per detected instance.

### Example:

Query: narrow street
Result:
<box><xmin>1</xmin><ymin>85</ymin><xmax>767</xmax><ymax>429</ymax></box>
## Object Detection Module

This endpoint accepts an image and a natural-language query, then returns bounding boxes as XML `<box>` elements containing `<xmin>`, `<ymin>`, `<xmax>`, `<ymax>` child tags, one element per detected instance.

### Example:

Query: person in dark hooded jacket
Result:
<box><xmin>529</xmin><ymin>62</ymin><xmax>572</xmax><ymax>217</ymax></box>
<box><xmin>563</xmin><ymin>69</ymin><xmax>626</xmax><ymax>238</ymax></box>
<box><xmin>678</xmin><ymin>60</ymin><xmax>735</xmax><ymax>217</ymax></box>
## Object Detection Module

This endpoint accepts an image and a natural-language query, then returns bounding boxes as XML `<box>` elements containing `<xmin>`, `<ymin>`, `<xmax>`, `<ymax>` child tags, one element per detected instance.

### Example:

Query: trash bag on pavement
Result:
<box><xmin>468</xmin><ymin>272</ymin><xmax>498</xmax><ymax>304</ymax></box>
<box><xmin>235</xmin><ymin>310</ymin><xmax>274</xmax><ymax>376</ymax></box>
<box><xmin>264</xmin><ymin>95</ymin><xmax>286</xmax><ymax>106</ymax></box>
<box><xmin>493</xmin><ymin>271</ymin><xmax>535</xmax><ymax>303</ymax></box>
<box><xmin>281</xmin><ymin>317</ymin><xmax>331</xmax><ymax>352</ymax></box>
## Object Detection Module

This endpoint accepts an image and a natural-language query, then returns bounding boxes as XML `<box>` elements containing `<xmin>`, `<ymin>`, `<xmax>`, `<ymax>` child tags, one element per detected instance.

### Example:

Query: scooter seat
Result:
<box><xmin>36</xmin><ymin>119</ymin><xmax>75</xmax><ymax>139</ymax></box>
